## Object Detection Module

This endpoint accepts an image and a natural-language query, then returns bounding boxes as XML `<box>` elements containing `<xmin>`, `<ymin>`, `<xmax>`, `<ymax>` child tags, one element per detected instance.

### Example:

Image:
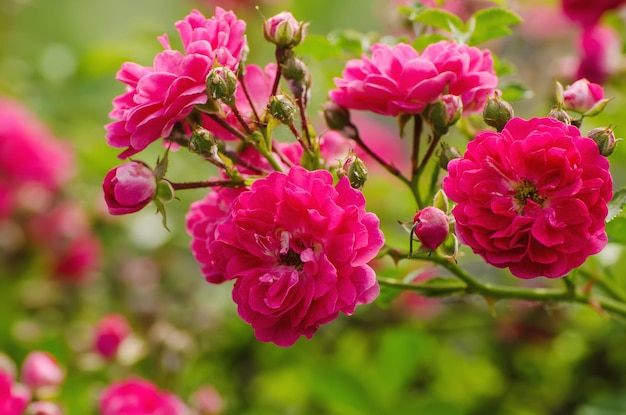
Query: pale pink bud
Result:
<box><xmin>93</xmin><ymin>314</ymin><xmax>131</xmax><ymax>359</ymax></box>
<box><xmin>103</xmin><ymin>161</ymin><xmax>156</xmax><ymax>215</ymax></box>
<box><xmin>263</xmin><ymin>11</ymin><xmax>306</xmax><ymax>47</ymax></box>
<box><xmin>25</xmin><ymin>401</ymin><xmax>63</xmax><ymax>415</ymax></box>
<box><xmin>20</xmin><ymin>352</ymin><xmax>64</xmax><ymax>392</ymax></box>
<box><xmin>192</xmin><ymin>385</ymin><xmax>225</xmax><ymax>415</ymax></box>
<box><xmin>562</xmin><ymin>78</ymin><xmax>604</xmax><ymax>113</ymax></box>
<box><xmin>412</xmin><ymin>207</ymin><xmax>449</xmax><ymax>250</ymax></box>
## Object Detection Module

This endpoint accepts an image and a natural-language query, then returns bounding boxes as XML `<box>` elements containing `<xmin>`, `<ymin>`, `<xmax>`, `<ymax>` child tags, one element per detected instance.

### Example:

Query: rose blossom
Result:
<box><xmin>562</xmin><ymin>78</ymin><xmax>604</xmax><ymax>113</ymax></box>
<box><xmin>575</xmin><ymin>24</ymin><xmax>622</xmax><ymax>84</ymax></box>
<box><xmin>0</xmin><ymin>371</ymin><xmax>29</xmax><ymax>415</ymax></box>
<box><xmin>207</xmin><ymin>166</ymin><xmax>384</xmax><ymax>346</ymax></box>
<box><xmin>106</xmin><ymin>9</ymin><xmax>247</xmax><ymax>158</ymax></box>
<box><xmin>443</xmin><ymin>117</ymin><xmax>612</xmax><ymax>279</ymax></box>
<box><xmin>413</xmin><ymin>207</ymin><xmax>449</xmax><ymax>250</ymax></box>
<box><xmin>329</xmin><ymin>41</ymin><xmax>496</xmax><ymax>117</ymax></box>
<box><xmin>99</xmin><ymin>378</ymin><xmax>186</xmax><ymax>415</ymax></box>
<box><xmin>103</xmin><ymin>162</ymin><xmax>157</xmax><ymax>215</ymax></box>
<box><xmin>561</xmin><ymin>0</ymin><xmax>626</xmax><ymax>27</ymax></box>
<box><xmin>93</xmin><ymin>314</ymin><xmax>132</xmax><ymax>359</ymax></box>
<box><xmin>263</xmin><ymin>11</ymin><xmax>305</xmax><ymax>47</ymax></box>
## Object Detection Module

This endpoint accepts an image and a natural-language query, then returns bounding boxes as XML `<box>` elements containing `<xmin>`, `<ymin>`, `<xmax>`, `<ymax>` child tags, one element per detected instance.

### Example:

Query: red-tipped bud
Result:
<box><xmin>562</xmin><ymin>78</ymin><xmax>605</xmax><ymax>114</ymax></box>
<box><xmin>588</xmin><ymin>126</ymin><xmax>620</xmax><ymax>156</ymax></box>
<box><xmin>103</xmin><ymin>162</ymin><xmax>157</xmax><ymax>215</ymax></box>
<box><xmin>263</xmin><ymin>11</ymin><xmax>307</xmax><ymax>48</ymax></box>
<box><xmin>21</xmin><ymin>352</ymin><xmax>64</xmax><ymax>394</ymax></box>
<box><xmin>94</xmin><ymin>314</ymin><xmax>131</xmax><ymax>360</ymax></box>
<box><xmin>425</xmin><ymin>94</ymin><xmax>463</xmax><ymax>135</ymax></box>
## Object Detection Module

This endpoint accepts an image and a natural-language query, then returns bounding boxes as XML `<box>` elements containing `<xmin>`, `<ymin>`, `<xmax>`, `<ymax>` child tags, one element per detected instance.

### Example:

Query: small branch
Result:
<box><xmin>167</xmin><ymin>179</ymin><xmax>246</xmax><ymax>190</ymax></box>
<box><xmin>238</xmin><ymin>72</ymin><xmax>261</xmax><ymax>123</ymax></box>
<box><xmin>229</xmin><ymin>104</ymin><xmax>254</xmax><ymax>135</ymax></box>
<box><xmin>297</xmin><ymin>98</ymin><xmax>312</xmax><ymax>148</ymax></box>
<box><xmin>207</xmin><ymin>114</ymin><xmax>248</xmax><ymax>141</ymax></box>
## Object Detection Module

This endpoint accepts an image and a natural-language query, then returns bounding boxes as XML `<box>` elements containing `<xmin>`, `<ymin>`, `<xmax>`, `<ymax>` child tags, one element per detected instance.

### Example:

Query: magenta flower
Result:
<box><xmin>206</xmin><ymin>167</ymin><xmax>384</xmax><ymax>346</ymax></box>
<box><xmin>99</xmin><ymin>378</ymin><xmax>186</xmax><ymax>415</ymax></box>
<box><xmin>0</xmin><ymin>372</ymin><xmax>29</xmax><ymax>415</ymax></box>
<box><xmin>20</xmin><ymin>352</ymin><xmax>64</xmax><ymax>393</ymax></box>
<box><xmin>103</xmin><ymin>162</ymin><xmax>157</xmax><ymax>215</ymax></box>
<box><xmin>25</xmin><ymin>401</ymin><xmax>63</xmax><ymax>415</ymax></box>
<box><xmin>93</xmin><ymin>314</ymin><xmax>131</xmax><ymax>359</ymax></box>
<box><xmin>106</xmin><ymin>9</ymin><xmax>247</xmax><ymax>158</ymax></box>
<box><xmin>420</xmin><ymin>41</ymin><xmax>498</xmax><ymax>114</ymax></box>
<box><xmin>561</xmin><ymin>0</ymin><xmax>626</xmax><ymax>27</ymax></box>
<box><xmin>562</xmin><ymin>78</ymin><xmax>604</xmax><ymax>113</ymax></box>
<box><xmin>413</xmin><ymin>207</ymin><xmax>449</xmax><ymax>250</ymax></box>
<box><xmin>575</xmin><ymin>24</ymin><xmax>622</xmax><ymax>84</ymax></box>
<box><xmin>443</xmin><ymin>117</ymin><xmax>612</xmax><ymax>279</ymax></box>
<box><xmin>329</xmin><ymin>41</ymin><xmax>497</xmax><ymax>117</ymax></box>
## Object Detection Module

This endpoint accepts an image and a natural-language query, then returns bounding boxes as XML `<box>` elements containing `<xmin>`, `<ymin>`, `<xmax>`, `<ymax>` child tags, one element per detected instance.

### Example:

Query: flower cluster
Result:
<box><xmin>328</xmin><ymin>40</ymin><xmax>497</xmax><ymax>117</ymax></box>
<box><xmin>443</xmin><ymin>117</ymin><xmax>612</xmax><ymax>278</ymax></box>
<box><xmin>105</xmin><ymin>8</ymin><xmax>247</xmax><ymax>158</ymax></box>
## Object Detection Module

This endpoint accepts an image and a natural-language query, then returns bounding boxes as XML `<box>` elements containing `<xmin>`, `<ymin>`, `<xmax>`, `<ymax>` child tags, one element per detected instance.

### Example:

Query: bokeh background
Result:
<box><xmin>2</xmin><ymin>0</ymin><xmax>626</xmax><ymax>414</ymax></box>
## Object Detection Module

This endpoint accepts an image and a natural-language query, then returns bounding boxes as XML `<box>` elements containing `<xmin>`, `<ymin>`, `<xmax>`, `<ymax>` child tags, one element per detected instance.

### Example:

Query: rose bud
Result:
<box><xmin>483</xmin><ymin>94</ymin><xmax>514</xmax><ymax>132</ymax></box>
<box><xmin>562</xmin><ymin>78</ymin><xmax>606</xmax><ymax>114</ymax></box>
<box><xmin>263</xmin><ymin>11</ymin><xmax>307</xmax><ymax>48</ymax></box>
<box><xmin>25</xmin><ymin>401</ymin><xmax>63</xmax><ymax>415</ymax></box>
<box><xmin>103</xmin><ymin>161</ymin><xmax>157</xmax><ymax>215</ymax></box>
<box><xmin>588</xmin><ymin>126</ymin><xmax>621</xmax><ymax>156</ymax></box>
<box><xmin>267</xmin><ymin>95</ymin><xmax>296</xmax><ymax>125</ymax></box>
<box><xmin>93</xmin><ymin>314</ymin><xmax>131</xmax><ymax>359</ymax></box>
<box><xmin>20</xmin><ymin>351</ymin><xmax>64</xmax><ymax>394</ymax></box>
<box><xmin>207</xmin><ymin>67</ymin><xmax>238</xmax><ymax>107</ymax></box>
<box><xmin>425</xmin><ymin>94</ymin><xmax>463</xmax><ymax>135</ymax></box>
<box><xmin>412</xmin><ymin>207</ymin><xmax>449</xmax><ymax>250</ymax></box>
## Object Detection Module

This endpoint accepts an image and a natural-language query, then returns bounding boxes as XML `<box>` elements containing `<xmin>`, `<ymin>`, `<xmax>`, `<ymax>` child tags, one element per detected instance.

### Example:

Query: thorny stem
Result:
<box><xmin>270</xmin><ymin>48</ymin><xmax>284</xmax><ymax>97</ymax></box>
<box><xmin>289</xmin><ymin>123</ymin><xmax>313</xmax><ymax>156</ymax></box>
<box><xmin>297</xmin><ymin>98</ymin><xmax>312</xmax><ymax>148</ymax></box>
<box><xmin>167</xmin><ymin>179</ymin><xmax>247</xmax><ymax>190</ymax></box>
<box><xmin>229</xmin><ymin>104</ymin><xmax>254</xmax><ymax>135</ymax></box>
<box><xmin>238</xmin><ymin>72</ymin><xmax>261</xmax><ymax>123</ymax></box>
<box><xmin>376</xmin><ymin>247</ymin><xmax>626</xmax><ymax>318</ymax></box>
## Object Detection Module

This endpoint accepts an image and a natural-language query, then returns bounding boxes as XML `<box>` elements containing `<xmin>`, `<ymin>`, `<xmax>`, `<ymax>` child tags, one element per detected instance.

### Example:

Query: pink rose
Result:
<box><xmin>208</xmin><ymin>167</ymin><xmax>384</xmax><ymax>346</ymax></box>
<box><xmin>106</xmin><ymin>9</ymin><xmax>247</xmax><ymax>158</ymax></box>
<box><xmin>25</xmin><ymin>401</ymin><xmax>63</xmax><ymax>415</ymax></box>
<box><xmin>561</xmin><ymin>0</ymin><xmax>626</xmax><ymax>27</ymax></box>
<box><xmin>0</xmin><ymin>371</ymin><xmax>29</xmax><ymax>415</ymax></box>
<box><xmin>420</xmin><ymin>41</ymin><xmax>498</xmax><ymax>114</ymax></box>
<box><xmin>576</xmin><ymin>24</ymin><xmax>622</xmax><ymax>84</ymax></box>
<box><xmin>329</xmin><ymin>41</ymin><xmax>497</xmax><ymax>117</ymax></box>
<box><xmin>52</xmin><ymin>234</ymin><xmax>101</xmax><ymax>283</ymax></box>
<box><xmin>413</xmin><ymin>207</ymin><xmax>449</xmax><ymax>250</ymax></box>
<box><xmin>191</xmin><ymin>385</ymin><xmax>224</xmax><ymax>415</ymax></box>
<box><xmin>93</xmin><ymin>314</ymin><xmax>131</xmax><ymax>359</ymax></box>
<box><xmin>103</xmin><ymin>162</ymin><xmax>156</xmax><ymax>215</ymax></box>
<box><xmin>443</xmin><ymin>117</ymin><xmax>612</xmax><ymax>279</ymax></box>
<box><xmin>99</xmin><ymin>378</ymin><xmax>186</xmax><ymax>415</ymax></box>
<box><xmin>562</xmin><ymin>78</ymin><xmax>604</xmax><ymax>113</ymax></box>
<box><xmin>20</xmin><ymin>352</ymin><xmax>64</xmax><ymax>393</ymax></box>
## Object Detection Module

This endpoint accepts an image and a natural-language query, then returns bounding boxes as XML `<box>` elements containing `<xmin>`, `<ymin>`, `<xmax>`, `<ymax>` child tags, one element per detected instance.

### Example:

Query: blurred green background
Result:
<box><xmin>2</xmin><ymin>0</ymin><xmax>626</xmax><ymax>414</ymax></box>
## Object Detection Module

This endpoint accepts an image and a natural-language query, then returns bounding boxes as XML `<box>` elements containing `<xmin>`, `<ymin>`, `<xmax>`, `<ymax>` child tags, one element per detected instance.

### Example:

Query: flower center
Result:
<box><xmin>279</xmin><ymin>249</ymin><xmax>303</xmax><ymax>269</ymax></box>
<box><xmin>513</xmin><ymin>179</ymin><xmax>545</xmax><ymax>209</ymax></box>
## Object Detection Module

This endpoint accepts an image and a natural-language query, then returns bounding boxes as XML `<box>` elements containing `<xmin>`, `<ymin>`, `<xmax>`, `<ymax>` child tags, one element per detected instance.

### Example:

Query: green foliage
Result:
<box><xmin>467</xmin><ymin>8</ymin><xmax>523</xmax><ymax>46</ymax></box>
<box><xmin>607</xmin><ymin>187</ymin><xmax>626</xmax><ymax>222</ymax></box>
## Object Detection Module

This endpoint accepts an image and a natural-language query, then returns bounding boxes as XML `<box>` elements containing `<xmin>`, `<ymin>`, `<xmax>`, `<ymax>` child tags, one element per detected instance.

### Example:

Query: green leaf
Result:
<box><xmin>607</xmin><ymin>187</ymin><xmax>626</xmax><ymax>222</ymax></box>
<box><xmin>499</xmin><ymin>81</ymin><xmax>533</xmax><ymax>102</ymax></box>
<box><xmin>297</xmin><ymin>34</ymin><xmax>344</xmax><ymax>60</ymax></box>
<box><xmin>468</xmin><ymin>7</ymin><xmax>523</xmax><ymax>45</ymax></box>
<box><xmin>410</xmin><ymin>8</ymin><xmax>464</xmax><ymax>33</ymax></box>
<box><xmin>327</xmin><ymin>29</ymin><xmax>374</xmax><ymax>56</ymax></box>
<box><xmin>492</xmin><ymin>54</ymin><xmax>516</xmax><ymax>77</ymax></box>
<box><xmin>377</xmin><ymin>283</ymin><xmax>403</xmax><ymax>308</ymax></box>
<box><xmin>606</xmin><ymin>217</ymin><xmax>626</xmax><ymax>244</ymax></box>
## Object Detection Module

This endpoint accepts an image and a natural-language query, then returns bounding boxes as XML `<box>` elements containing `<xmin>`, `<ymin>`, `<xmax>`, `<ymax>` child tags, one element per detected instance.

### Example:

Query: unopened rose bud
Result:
<box><xmin>103</xmin><ymin>161</ymin><xmax>157</xmax><ymax>215</ymax></box>
<box><xmin>263</xmin><ymin>11</ymin><xmax>307</xmax><ymax>48</ymax></box>
<box><xmin>281</xmin><ymin>57</ymin><xmax>311</xmax><ymax>103</ymax></box>
<box><xmin>439</xmin><ymin>142</ymin><xmax>462</xmax><ymax>170</ymax></box>
<box><xmin>189</xmin><ymin>128</ymin><xmax>216</xmax><ymax>155</ymax></box>
<box><xmin>562</xmin><ymin>78</ymin><xmax>604</xmax><ymax>114</ymax></box>
<box><xmin>412</xmin><ymin>207</ymin><xmax>449</xmax><ymax>250</ymax></box>
<box><xmin>588</xmin><ymin>126</ymin><xmax>621</xmax><ymax>156</ymax></box>
<box><xmin>268</xmin><ymin>95</ymin><xmax>296</xmax><ymax>125</ymax></box>
<box><xmin>94</xmin><ymin>314</ymin><xmax>131</xmax><ymax>360</ymax></box>
<box><xmin>425</xmin><ymin>94</ymin><xmax>462</xmax><ymax>135</ymax></box>
<box><xmin>483</xmin><ymin>95</ymin><xmax>514</xmax><ymax>132</ymax></box>
<box><xmin>21</xmin><ymin>352</ymin><xmax>64</xmax><ymax>394</ymax></box>
<box><xmin>26</xmin><ymin>401</ymin><xmax>63</xmax><ymax>415</ymax></box>
<box><xmin>340</xmin><ymin>153</ymin><xmax>368</xmax><ymax>189</ymax></box>
<box><xmin>206</xmin><ymin>67</ymin><xmax>238</xmax><ymax>107</ymax></box>
<box><xmin>323</xmin><ymin>102</ymin><xmax>351</xmax><ymax>131</ymax></box>
<box><xmin>547</xmin><ymin>106</ymin><xmax>572</xmax><ymax>125</ymax></box>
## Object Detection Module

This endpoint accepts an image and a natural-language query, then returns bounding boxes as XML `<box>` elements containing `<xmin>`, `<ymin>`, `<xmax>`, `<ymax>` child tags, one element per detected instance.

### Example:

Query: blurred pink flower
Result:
<box><xmin>93</xmin><ymin>314</ymin><xmax>131</xmax><ymax>359</ymax></box>
<box><xmin>52</xmin><ymin>234</ymin><xmax>102</xmax><ymax>283</ymax></box>
<box><xmin>561</xmin><ymin>0</ymin><xmax>626</xmax><ymax>27</ymax></box>
<box><xmin>25</xmin><ymin>401</ymin><xmax>62</xmax><ymax>415</ymax></box>
<box><xmin>0</xmin><ymin>98</ymin><xmax>74</xmax><ymax>220</ymax></box>
<box><xmin>0</xmin><ymin>371</ymin><xmax>29</xmax><ymax>415</ymax></box>
<box><xmin>575</xmin><ymin>24</ymin><xmax>622</xmax><ymax>84</ymax></box>
<box><xmin>20</xmin><ymin>352</ymin><xmax>64</xmax><ymax>393</ymax></box>
<box><xmin>562</xmin><ymin>78</ymin><xmax>604</xmax><ymax>113</ymax></box>
<box><xmin>329</xmin><ymin>41</ymin><xmax>496</xmax><ymax>117</ymax></box>
<box><xmin>103</xmin><ymin>162</ymin><xmax>157</xmax><ymax>215</ymax></box>
<box><xmin>192</xmin><ymin>385</ymin><xmax>224</xmax><ymax>415</ymax></box>
<box><xmin>208</xmin><ymin>167</ymin><xmax>384</xmax><ymax>346</ymax></box>
<box><xmin>443</xmin><ymin>117</ymin><xmax>612</xmax><ymax>278</ymax></box>
<box><xmin>106</xmin><ymin>8</ymin><xmax>247</xmax><ymax>158</ymax></box>
<box><xmin>99</xmin><ymin>378</ymin><xmax>186</xmax><ymax>415</ymax></box>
